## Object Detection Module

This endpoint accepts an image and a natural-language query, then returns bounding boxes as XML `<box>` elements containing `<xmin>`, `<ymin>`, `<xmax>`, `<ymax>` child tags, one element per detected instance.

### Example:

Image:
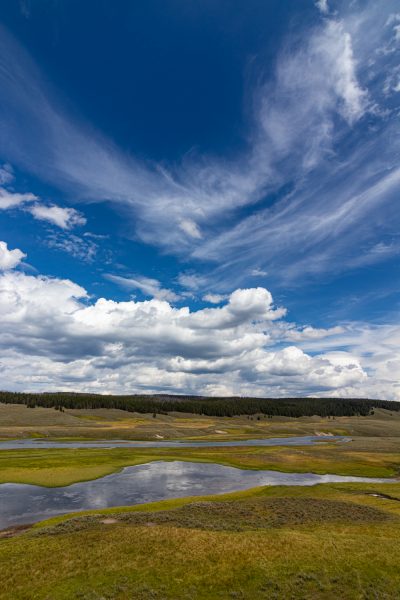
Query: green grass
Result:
<box><xmin>2</xmin><ymin>404</ymin><xmax>400</xmax><ymax>598</ymax></box>
<box><xmin>2</xmin><ymin>483</ymin><xmax>400</xmax><ymax>599</ymax></box>
<box><xmin>1</xmin><ymin>434</ymin><xmax>400</xmax><ymax>487</ymax></box>
<box><xmin>2</xmin><ymin>402</ymin><xmax>400</xmax><ymax>442</ymax></box>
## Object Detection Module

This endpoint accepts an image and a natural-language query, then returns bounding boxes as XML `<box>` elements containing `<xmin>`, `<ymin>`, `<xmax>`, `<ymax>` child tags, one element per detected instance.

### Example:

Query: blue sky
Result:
<box><xmin>0</xmin><ymin>0</ymin><xmax>399</xmax><ymax>398</ymax></box>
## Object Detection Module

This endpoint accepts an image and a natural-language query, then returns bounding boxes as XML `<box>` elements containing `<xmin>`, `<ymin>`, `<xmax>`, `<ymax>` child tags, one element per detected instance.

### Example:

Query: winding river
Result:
<box><xmin>0</xmin><ymin>435</ymin><xmax>349</xmax><ymax>450</ymax></box>
<box><xmin>2</xmin><ymin>435</ymin><xmax>391</xmax><ymax>529</ymax></box>
<box><xmin>0</xmin><ymin>459</ymin><xmax>392</xmax><ymax>529</ymax></box>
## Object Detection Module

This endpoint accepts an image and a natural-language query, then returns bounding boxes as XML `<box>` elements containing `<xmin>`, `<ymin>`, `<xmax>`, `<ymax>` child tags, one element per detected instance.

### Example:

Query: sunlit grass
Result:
<box><xmin>2</xmin><ymin>483</ymin><xmax>400</xmax><ymax>599</ymax></box>
<box><xmin>2</xmin><ymin>403</ymin><xmax>400</xmax><ymax>442</ymax></box>
<box><xmin>0</xmin><ymin>436</ymin><xmax>399</xmax><ymax>487</ymax></box>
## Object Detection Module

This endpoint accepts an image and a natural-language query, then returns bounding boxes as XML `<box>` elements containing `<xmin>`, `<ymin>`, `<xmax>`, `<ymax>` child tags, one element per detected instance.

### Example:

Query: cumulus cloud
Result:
<box><xmin>0</xmin><ymin>241</ymin><xmax>26</xmax><ymax>270</ymax></box>
<box><xmin>0</xmin><ymin>157</ymin><xmax>87</xmax><ymax>231</ymax></box>
<box><xmin>0</xmin><ymin>251</ymin><xmax>396</xmax><ymax>398</ymax></box>
<box><xmin>0</xmin><ymin>2</ymin><xmax>398</xmax><ymax>403</ymax></box>
<box><xmin>0</xmin><ymin>179</ymin><xmax>86</xmax><ymax>231</ymax></box>
<box><xmin>27</xmin><ymin>203</ymin><xmax>86</xmax><ymax>229</ymax></box>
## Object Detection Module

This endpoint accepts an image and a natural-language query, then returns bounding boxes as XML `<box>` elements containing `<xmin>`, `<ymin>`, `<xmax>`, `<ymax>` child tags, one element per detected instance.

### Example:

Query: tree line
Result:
<box><xmin>0</xmin><ymin>391</ymin><xmax>399</xmax><ymax>418</ymax></box>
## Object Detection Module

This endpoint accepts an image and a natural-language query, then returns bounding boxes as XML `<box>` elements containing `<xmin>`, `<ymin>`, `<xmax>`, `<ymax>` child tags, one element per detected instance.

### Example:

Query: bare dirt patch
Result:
<box><xmin>0</xmin><ymin>524</ymin><xmax>32</xmax><ymax>539</ymax></box>
<box><xmin>100</xmin><ymin>518</ymin><xmax>118</xmax><ymax>525</ymax></box>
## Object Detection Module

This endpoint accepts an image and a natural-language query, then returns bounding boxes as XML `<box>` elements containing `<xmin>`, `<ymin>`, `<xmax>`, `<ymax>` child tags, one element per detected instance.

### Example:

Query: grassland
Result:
<box><xmin>1</xmin><ymin>404</ymin><xmax>400</xmax><ymax>485</ymax></box>
<box><xmin>2</xmin><ymin>483</ymin><xmax>400</xmax><ymax>599</ymax></box>
<box><xmin>1</xmin><ymin>403</ymin><xmax>400</xmax><ymax>598</ymax></box>
<box><xmin>1</xmin><ymin>434</ymin><xmax>400</xmax><ymax>487</ymax></box>
<box><xmin>2</xmin><ymin>402</ymin><xmax>400</xmax><ymax>441</ymax></box>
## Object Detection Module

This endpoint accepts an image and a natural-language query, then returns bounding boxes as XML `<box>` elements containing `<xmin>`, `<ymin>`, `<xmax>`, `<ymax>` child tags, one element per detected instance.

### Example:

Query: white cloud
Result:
<box><xmin>316</xmin><ymin>21</ymin><xmax>368</xmax><ymax>124</ymax></box>
<box><xmin>177</xmin><ymin>273</ymin><xmax>206</xmax><ymax>291</ymax></box>
<box><xmin>386</xmin><ymin>14</ymin><xmax>400</xmax><ymax>42</ymax></box>
<box><xmin>0</xmin><ymin>164</ymin><xmax>14</xmax><ymax>185</ymax></box>
<box><xmin>202</xmin><ymin>293</ymin><xmax>227</xmax><ymax>304</ymax></box>
<box><xmin>0</xmin><ymin>187</ymin><xmax>37</xmax><ymax>209</ymax></box>
<box><xmin>250</xmin><ymin>268</ymin><xmax>267</xmax><ymax>277</ymax></box>
<box><xmin>1</xmin><ymin>255</ymin><xmax>395</xmax><ymax>398</ymax></box>
<box><xmin>315</xmin><ymin>0</ymin><xmax>329</xmax><ymax>15</ymax></box>
<box><xmin>105</xmin><ymin>273</ymin><xmax>180</xmax><ymax>302</ymax></box>
<box><xmin>27</xmin><ymin>203</ymin><xmax>86</xmax><ymax>229</ymax></box>
<box><xmin>0</xmin><ymin>10</ymin><xmax>372</xmax><ymax>259</ymax></box>
<box><xmin>0</xmin><ymin>179</ymin><xmax>87</xmax><ymax>232</ymax></box>
<box><xmin>178</xmin><ymin>218</ymin><xmax>202</xmax><ymax>239</ymax></box>
<box><xmin>284</xmin><ymin>325</ymin><xmax>344</xmax><ymax>342</ymax></box>
<box><xmin>0</xmin><ymin>1</ymin><xmax>398</xmax><ymax>295</ymax></box>
<box><xmin>0</xmin><ymin>241</ymin><xmax>26</xmax><ymax>270</ymax></box>
<box><xmin>46</xmin><ymin>232</ymin><xmax>98</xmax><ymax>262</ymax></box>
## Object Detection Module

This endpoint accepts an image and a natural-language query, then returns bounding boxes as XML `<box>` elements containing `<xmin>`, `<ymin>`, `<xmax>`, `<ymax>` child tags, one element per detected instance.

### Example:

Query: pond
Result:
<box><xmin>0</xmin><ymin>460</ymin><xmax>391</xmax><ymax>529</ymax></box>
<box><xmin>0</xmin><ymin>435</ymin><xmax>350</xmax><ymax>450</ymax></box>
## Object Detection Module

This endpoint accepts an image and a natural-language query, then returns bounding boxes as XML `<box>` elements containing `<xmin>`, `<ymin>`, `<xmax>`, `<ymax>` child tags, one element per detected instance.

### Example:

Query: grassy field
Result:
<box><xmin>1</xmin><ymin>483</ymin><xmax>400</xmax><ymax>599</ymax></box>
<box><xmin>1</xmin><ymin>405</ymin><xmax>400</xmax><ymax>486</ymax></box>
<box><xmin>1</xmin><ymin>434</ymin><xmax>400</xmax><ymax>487</ymax></box>
<box><xmin>2</xmin><ymin>402</ymin><xmax>400</xmax><ymax>441</ymax></box>
<box><xmin>1</xmin><ymin>403</ymin><xmax>400</xmax><ymax>598</ymax></box>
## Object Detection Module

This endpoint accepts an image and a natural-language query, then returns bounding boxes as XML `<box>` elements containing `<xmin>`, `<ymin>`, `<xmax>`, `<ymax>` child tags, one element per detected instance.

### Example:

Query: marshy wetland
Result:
<box><xmin>1</xmin><ymin>402</ymin><xmax>400</xmax><ymax>599</ymax></box>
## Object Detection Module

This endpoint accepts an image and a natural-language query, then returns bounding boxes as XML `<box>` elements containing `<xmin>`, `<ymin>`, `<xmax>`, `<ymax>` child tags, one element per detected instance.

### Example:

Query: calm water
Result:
<box><xmin>0</xmin><ymin>460</ymin><xmax>391</xmax><ymax>529</ymax></box>
<box><xmin>0</xmin><ymin>435</ymin><xmax>349</xmax><ymax>450</ymax></box>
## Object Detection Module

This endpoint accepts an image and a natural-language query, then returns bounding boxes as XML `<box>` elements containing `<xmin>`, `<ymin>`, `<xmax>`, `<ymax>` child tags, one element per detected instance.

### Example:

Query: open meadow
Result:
<box><xmin>1</xmin><ymin>402</ymin><xmax>400</xmax><ymax>599</ymax></box>
<box><xmin>2</xmin><ymin>483</ymin><xmax>400</xmax><ymax>599</ymax></box>
<box><xmin>2</xmin><ymin>401</ymin><xmax>400</xmax><ymax>441</ymax></box>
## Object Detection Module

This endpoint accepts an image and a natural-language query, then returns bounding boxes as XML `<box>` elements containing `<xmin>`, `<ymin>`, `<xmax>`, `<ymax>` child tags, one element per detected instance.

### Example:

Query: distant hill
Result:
<box><xmin>1</xmin><ymin>391</ymin><xmax>399</xmax><ymax>418</ymax></box>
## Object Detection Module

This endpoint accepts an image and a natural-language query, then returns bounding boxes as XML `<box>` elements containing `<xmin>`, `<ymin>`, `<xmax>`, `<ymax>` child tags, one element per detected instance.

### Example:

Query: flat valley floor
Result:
<box><xmin>1</xmin><ymin>404</ymin><xmax>400</xmax><ymax>599</ymax></box>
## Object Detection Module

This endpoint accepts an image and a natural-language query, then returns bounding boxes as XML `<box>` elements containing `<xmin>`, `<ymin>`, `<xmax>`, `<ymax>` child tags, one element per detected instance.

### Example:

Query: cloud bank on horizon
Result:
<box><xmin>0</xmin><ymin>240</ymin><xmax>399</xmax><ymax>399</ymax></box>
<box><xmin>0</xmin><ymin>0</ymin><xmax>399</xmax><ymax>398</ymax></box>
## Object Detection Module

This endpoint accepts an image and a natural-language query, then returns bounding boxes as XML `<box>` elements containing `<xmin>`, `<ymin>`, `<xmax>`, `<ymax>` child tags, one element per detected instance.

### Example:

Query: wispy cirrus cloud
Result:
<box><xmin>0</xmin><ymin>164</ymin><xmax>15</xmax><ymax>185</ymax></box>
<box><xmin>105</xmin><ymin>273</ymin><xmax>180</xmax><ymax>302</ymax></box>
<box><xmin>46</xmin><ymin>232</ymin><xmax>98</xmax><ymax>262</ymax></box>
<box><xmin>0</xmin><ymin>0</ymin><xmax>398</xmax><ymax>293</ymax></box>
<box><xmin>315</xmin><ymin>0</ymin><xmax>329</xmax><ymax>15</ymax></box>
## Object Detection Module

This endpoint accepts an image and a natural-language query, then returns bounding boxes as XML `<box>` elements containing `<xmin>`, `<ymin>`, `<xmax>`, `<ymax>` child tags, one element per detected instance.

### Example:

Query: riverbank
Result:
<box><xmin>1</xmin><ymin>406</ymin><xmax>400</xmax><ymax>489</ymax></box>
<box><xmin>1</xmin><ymin>405</ymin><xmax>400</xmax><ymax>598</ymax></box>
<box><xmin>2</xmin><ymin>460</ymin><xmax>392</xmax><ymax>529</ymax></box>
<box><xmin>1</xmin><ymin>434</ymin><xmax>400</xmax><ymax>488</ymax></box>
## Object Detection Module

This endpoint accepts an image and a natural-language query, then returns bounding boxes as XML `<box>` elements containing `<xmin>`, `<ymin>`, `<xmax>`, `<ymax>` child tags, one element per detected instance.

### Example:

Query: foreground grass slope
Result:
<box><xmin>1</xmin><ymin>483</ymin><xmax>400</xmax><ymax>599</ymax></box>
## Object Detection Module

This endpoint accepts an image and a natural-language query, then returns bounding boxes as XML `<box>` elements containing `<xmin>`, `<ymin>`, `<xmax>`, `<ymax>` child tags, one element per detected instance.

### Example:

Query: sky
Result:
<box><xmin>0</xmin><ymin>0</ymin><xmax>399</xmax><ymax>398</ymax></box>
